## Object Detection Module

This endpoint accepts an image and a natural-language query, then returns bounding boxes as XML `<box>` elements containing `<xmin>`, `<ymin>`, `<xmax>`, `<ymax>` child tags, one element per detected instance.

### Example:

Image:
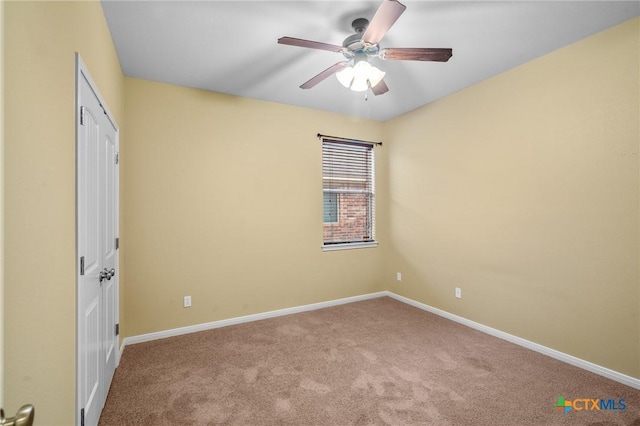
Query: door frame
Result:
<box><xmin>75</xmin><ymin>53</ymin><xmax>120</xmax><ymax>426</ymax></box>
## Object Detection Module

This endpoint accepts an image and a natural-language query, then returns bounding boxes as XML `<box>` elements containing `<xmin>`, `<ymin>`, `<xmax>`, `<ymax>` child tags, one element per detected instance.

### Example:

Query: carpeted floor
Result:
<box><xmin>99</xmin><ymin>297</ymin><xmax>640</xmax><ymax>425</ymax></box>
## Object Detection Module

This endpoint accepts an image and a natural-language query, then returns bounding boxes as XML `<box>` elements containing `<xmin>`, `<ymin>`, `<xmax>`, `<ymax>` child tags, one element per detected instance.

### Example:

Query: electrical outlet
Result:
<box><xmin>183</xmin><ymin>296</ymin><xmax>192</xmax><ymax>308</ymax></box>
<box><xmin>396</xmin><ymin>272</ymin><xmax>402</xmax><ymax>282</ymax></box>
<box><xmin>455</xmin><ymin>288</ymin><xmax>462</xmax><ymax>299</ymax></box>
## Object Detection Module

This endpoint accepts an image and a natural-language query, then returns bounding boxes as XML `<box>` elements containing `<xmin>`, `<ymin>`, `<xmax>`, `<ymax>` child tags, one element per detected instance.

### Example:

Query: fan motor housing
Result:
<box><xmin>342</xmin><ymin>18</ymin><xmax>379</xmax><ymax>58</ymax></box>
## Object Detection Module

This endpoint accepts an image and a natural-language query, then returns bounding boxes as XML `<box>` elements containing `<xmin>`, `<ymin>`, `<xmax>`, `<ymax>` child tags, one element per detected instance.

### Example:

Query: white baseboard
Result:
<box><xmin>384</xmin><ymin>291</ymin><xmax>640</xmax><ymax>390</ymax></box>
<box><xmin>120</xmin><ymin>291</ymin><xmax>387</xmax><ymax>350</ymax></box>
<box><xmin>120</xmin><ymin>290</ymin><xmax>640</xmax><ymax>390</ymax></box>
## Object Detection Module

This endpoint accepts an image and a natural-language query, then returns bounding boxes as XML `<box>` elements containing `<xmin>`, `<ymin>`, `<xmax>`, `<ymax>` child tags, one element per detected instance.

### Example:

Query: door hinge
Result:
<box><xmin>115</xmin><ymin>237</ymin><xmax>119</xmax><ymax>250</ymax></box>
<box><xmin>80</xmin><ymin>106</ymin><xmax>85</xmax><ymax>126</ymax></box>
<box><xmin>115</xmin><ymin>152</ymin><xmax>119</xmax><ymax>165</ymax></box>
<box><xmin>80</xmin><ymin>256</ymin><xmax>85</xmax><ymax>276</ymax></box>
<box><xmin>115</xmin><ymin>323</ymin><xmax>120</xmax><ymax>336</ymax></box>
<box><xmin>80</xmin><ymin>408</ymin><xmax>85</xmax><ymax>426</ymax></box>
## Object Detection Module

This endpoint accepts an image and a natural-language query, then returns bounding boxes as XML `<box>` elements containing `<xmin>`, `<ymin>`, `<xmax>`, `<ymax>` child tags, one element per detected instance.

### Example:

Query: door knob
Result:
<box><xmin>0</xmin><ymin>404</ymin><xmax>35</xmax><ymax>426</ymax></box>
<box><xmin>99</xmin><ymin>268</ymin><xmax>116</xmax><ymax>282</ymax></box>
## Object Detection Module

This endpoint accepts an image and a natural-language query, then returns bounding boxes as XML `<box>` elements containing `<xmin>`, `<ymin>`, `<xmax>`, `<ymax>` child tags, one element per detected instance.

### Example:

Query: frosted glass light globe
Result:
<box><xmin>335</xmin><ymin>61</ymin><xmax>386</xmax><ymax>92</ymax></box>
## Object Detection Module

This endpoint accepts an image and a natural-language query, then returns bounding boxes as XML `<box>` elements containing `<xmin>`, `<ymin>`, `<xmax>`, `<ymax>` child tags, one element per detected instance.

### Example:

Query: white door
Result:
<box><xmin>76</xmin><ymin>54</ymin><xmax>119</xmax><ymax>426</ymax></box>
<box><xmin>101</xmin><ymin>112</ymin><xmax>118</xmax><ymax>395</ymax></box>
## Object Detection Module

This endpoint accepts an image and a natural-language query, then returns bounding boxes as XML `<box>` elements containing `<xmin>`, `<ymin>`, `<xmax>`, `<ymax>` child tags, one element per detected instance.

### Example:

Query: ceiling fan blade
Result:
<box><xmin>362</xmin><ymin>0</ymin><xmax>407</xmax><ymax>45</ymax></box>
<box><xmin>278</xmin><ymin>37</ymin><xmax>344</xmax><ymax>53</ymax></box>
<box><xmin>371</xmin><ymin>79</ymin><xmax>389</xmax><ymax>96</ymax></box>
<box><xmin>380</xmin><ymin>48</ymin><xmax>453</xmax><ymax>62</ymax></box>
<box><xmin>300</xmin><ymin>61</ymin><xmax>350</xmax><ymax>89</ymax></box>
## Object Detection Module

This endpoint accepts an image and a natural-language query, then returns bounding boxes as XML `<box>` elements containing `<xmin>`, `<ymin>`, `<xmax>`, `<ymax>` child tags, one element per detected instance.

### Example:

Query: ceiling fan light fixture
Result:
<box><xmin>336</xmin><ymin>61</ymin><xmax>386</xmax><ymax>92</ymax></box>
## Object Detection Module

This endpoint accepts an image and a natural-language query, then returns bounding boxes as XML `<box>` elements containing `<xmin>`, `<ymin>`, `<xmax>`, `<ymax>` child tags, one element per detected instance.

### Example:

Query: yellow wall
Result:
<box><xmin>123</xmin><ymin>78</ymin><xmax>387</xmax><ymax>336</ymax></box>
<box><xmin>3</xmin><ymin>1</ymin><xmax>124</xmax><ymax>423</ymax></box>
<box><xmin>385</xmin><ymin>17</ymin><xmax>640</xmax><ymax>378</ymax></box>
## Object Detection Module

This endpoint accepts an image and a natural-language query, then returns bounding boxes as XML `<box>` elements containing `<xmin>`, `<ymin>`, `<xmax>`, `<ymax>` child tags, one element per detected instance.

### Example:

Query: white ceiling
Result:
<box><xmin>101</xmin><ymin>1</ymin><xmax>639</xmax><ymax>121</ymax></box>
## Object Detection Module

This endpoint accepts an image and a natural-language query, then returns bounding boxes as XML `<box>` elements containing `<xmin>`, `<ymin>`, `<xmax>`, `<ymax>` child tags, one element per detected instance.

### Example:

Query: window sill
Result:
<box><xmin>322</xmin><ymin>241</ymin><xmax>378</xmax><ymax>252</ymax></box>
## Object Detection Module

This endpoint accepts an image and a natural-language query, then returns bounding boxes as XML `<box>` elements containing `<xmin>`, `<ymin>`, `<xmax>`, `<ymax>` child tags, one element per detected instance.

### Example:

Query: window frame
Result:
<box><xmin>321</xmin><ymin>137</ymin><xmax>378</xmax><ymax>251</ymax></box>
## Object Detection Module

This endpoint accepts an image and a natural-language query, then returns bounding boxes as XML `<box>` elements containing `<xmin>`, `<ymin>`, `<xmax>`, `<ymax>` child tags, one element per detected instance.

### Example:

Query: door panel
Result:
<box><xmin>79</xmin><ymin>104</ymin><xmax>101</xmax><ymax>279</ymax></box>
<box><xmin>77</xmin><ymin>54</ymin><xmax>119</xmax><ymax>426</ymax></box>
<box><xmin>77</xmin><ymin>81</ymin><xmax>104</xmax><ymax>426</ymax></box>
<box><xmin>102</xmin><ymin>131</ymin><xmax>118</xmax><ymax>390</ymax></box>
<box><xmin>83</xmin><ymin>298</ymin><xmax>100</xmax><ymax>416</ymax></box>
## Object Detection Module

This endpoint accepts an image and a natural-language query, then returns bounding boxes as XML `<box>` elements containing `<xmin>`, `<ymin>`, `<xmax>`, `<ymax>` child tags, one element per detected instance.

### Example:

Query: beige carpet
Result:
<box><xmin>100</xmin><ymin>297</ymin><xmax>640</xmax><ymax>425</ymax></box>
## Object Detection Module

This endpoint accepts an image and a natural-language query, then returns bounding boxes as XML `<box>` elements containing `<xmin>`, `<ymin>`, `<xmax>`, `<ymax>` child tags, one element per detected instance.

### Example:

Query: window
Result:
<box><xmin>323</xmin><ymin>192</ymin><xmax>339</xmax><ymax>223</ymax></box>
<box><xmin>322</xmin><ymin>138</ymin><xmax>376</xmax><ymax>250</ymax></box>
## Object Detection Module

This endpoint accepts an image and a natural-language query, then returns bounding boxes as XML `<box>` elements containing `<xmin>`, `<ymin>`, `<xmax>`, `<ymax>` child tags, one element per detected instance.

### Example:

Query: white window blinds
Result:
<box><xmin>322</xmin><ymin>138</ymin><xmax>375</xmax><ymax>247</ymax></box>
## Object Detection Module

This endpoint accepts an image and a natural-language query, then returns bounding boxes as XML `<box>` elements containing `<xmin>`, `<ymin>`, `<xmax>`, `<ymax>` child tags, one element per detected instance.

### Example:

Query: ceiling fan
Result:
<box><xmin>277</xmin><ymin>0</ymin><xmax>452</xmax><ymax>96</ymax></box>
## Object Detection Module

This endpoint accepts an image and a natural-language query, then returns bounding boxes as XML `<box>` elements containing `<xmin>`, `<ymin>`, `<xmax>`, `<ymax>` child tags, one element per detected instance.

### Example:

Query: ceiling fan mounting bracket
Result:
<box><xmin>351</xmin><ymin>18</ymin><xmax>369</xmax><ymax>33</ymax></box>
